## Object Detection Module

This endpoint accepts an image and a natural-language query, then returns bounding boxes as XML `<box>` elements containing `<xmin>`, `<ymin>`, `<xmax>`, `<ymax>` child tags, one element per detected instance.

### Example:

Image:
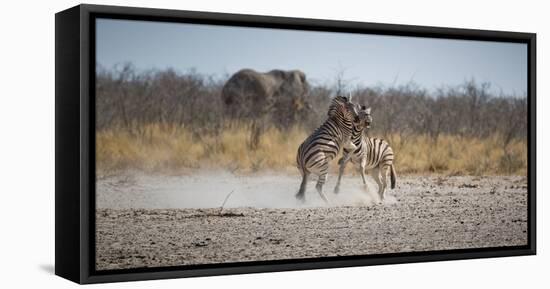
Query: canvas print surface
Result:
<box><xmin>95</xmin><ymin>18</ymin><xmax>528</xmax><ymax>270</ymax></box>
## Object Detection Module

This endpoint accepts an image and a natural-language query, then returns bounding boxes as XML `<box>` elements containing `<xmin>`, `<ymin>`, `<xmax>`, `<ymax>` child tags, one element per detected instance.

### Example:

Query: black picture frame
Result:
<box><xmin>55</xmin><ymin>4</ymin><xmax>536</xmax><ymax>284</ymax></box>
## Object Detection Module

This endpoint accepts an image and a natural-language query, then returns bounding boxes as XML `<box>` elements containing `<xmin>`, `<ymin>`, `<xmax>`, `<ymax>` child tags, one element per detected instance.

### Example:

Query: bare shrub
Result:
<box><xmin>96</xmin><ymin>65</ymin><xmax>527</xmax><ymax>175</ymax></box>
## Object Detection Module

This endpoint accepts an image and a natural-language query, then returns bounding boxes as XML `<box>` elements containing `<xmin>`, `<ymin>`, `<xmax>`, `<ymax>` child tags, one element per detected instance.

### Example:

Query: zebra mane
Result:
<box><xmin>327</xmin><ymin>95</ymin><xmax>348</xmax><ymax>118</ymax></box>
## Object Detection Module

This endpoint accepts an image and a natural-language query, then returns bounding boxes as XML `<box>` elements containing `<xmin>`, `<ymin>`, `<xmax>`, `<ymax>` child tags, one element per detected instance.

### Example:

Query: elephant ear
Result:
<box><xmin>295</xmin><ymin>71</ymin><xmax>306</xmax><ymax>83</ymax></box>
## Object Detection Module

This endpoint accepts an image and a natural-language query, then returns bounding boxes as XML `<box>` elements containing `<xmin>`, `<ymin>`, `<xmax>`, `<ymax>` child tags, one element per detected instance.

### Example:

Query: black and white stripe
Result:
<box><xmin>334</xmin><ymin>106</ymin><xmax>397</xmax><ymax>201</ymax></box>
<box><xmin>296</xmin><ymin>95</ymin><xmax>359</xmax><ymax>202</ymax></box>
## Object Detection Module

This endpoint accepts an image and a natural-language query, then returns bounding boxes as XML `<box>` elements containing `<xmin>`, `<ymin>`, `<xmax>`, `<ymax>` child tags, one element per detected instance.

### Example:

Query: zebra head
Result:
<box><xmin>358</xmin><ymin>105</ymin><xmax>373</xmax><ymax>130</ymax></box>
<box><xmin>329</xmin><ymin>95</ymin><xmax>360</xmax><ymax>123</ymax></box>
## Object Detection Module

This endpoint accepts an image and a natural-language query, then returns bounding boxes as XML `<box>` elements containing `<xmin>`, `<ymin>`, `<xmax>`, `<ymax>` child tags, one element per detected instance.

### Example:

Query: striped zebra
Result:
<box><xmin>333</xmin><ymin>106</ymin><xmax>397</xmax><ymax>201</ymax></box>
<box><xmin>296</xmin><ymin>95</ymin><xmax>360</xmax><ymax>203</ymax></box>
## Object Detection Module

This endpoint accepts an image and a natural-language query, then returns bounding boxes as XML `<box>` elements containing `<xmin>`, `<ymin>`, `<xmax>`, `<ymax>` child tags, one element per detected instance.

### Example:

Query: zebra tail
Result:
<box><xmin>390</xmin><ymin>164</ymin><xmax>397</xmax><ymax>189</ymax></box>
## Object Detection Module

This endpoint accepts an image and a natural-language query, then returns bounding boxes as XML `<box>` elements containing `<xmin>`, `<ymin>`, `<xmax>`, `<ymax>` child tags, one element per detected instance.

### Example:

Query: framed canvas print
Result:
<box><xmin>55</xmin><ymin>4</ymin><xmax>536</xmax><ymax>284</ymax></box>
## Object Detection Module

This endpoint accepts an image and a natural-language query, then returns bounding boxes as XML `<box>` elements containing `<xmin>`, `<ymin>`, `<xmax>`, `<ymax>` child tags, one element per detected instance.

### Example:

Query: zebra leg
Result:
<box><xmin>372</xmin><ymin>167</ymin><xmax>383</xmax><ymax>203</ymax></box>
<box><xmin>316</xmin><ymin>173</ymin><xmax>330</xmax><ymax>203</ymax></box>
<box><xmin>360</xmin><ymin>159</ymin><xmax>368</xmax><ymax>185</ymax></box>
<box><xmin>343</xmin><ymin>141</ymin><xmax>357</xmax><ymax>151</ymax></box>
<box><xmin>334</xmin><ymin>157</ymin><xmax>349</xmax><ymax>194</ymax></box>
<box><xmin>295</xmin><ymin>172</ymin><xmax>309</xmax><ymax>202</ymax></box>
<box><xmin>379</xmin><ymin>165</ymin><xmax>390</xmax><ymax>201</ymax></box>
<box><xmin>338</xmin><ymin>153</ymin><xmax>351</xmax><ymax>165</ymax></box>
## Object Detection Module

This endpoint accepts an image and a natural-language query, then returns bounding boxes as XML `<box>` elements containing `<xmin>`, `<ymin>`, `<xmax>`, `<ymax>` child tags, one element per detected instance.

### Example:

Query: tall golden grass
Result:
<box><xmin>96</xmin><ymin>123</ymin><xmax>527</xmax><ymax>175</ymax></box>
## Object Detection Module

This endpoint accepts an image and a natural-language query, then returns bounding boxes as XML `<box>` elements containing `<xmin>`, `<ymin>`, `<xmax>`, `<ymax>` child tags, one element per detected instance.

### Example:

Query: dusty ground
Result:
<box><xmin>96</xmin><ymin>173</ymin><xmax>528</xmax><ymax>270</ymax></box>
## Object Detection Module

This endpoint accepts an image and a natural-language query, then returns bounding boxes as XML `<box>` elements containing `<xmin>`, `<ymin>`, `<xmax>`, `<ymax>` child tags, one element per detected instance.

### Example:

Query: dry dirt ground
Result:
<box><xmin>96</xmin><ymin>172</ymin><xmax>528</xmax><ymax>270</ymax></box>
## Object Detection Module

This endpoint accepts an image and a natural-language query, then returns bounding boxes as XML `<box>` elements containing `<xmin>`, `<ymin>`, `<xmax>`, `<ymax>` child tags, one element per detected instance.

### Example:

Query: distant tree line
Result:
<box><xmin>96</xmin><ymin>64</ymin><xmax>527</xmax><ymax>148</ymax></box>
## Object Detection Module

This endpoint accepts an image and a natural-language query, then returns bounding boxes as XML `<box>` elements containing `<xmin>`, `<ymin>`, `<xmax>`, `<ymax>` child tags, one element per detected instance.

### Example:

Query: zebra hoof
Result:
<box><xmin>295</xmin><ymin>193</ymin><xmax>305</xmax><ymax>203</ymax></box>
<box><xmin>333</xmin><ymin>187</ymin><xmax>340</xmax><ymax>194</ymax></box>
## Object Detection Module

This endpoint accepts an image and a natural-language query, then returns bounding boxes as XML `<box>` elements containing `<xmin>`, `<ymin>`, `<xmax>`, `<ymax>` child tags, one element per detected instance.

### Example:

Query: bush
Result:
<box><xmin>95</xmin><ymin>65</ymin><xmax>527</xmax><ymax>176</ymax></box>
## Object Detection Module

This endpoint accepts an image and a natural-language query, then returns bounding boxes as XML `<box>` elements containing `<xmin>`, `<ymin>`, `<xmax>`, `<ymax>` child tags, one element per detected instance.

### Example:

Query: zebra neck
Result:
<box><xmin>325</xmin><ymin>116</ymin><xmax>353</xmax><ymax>140</ymax></box>
<box><xmin>351</xmin><ymin>125</ymin><xmax>364</xmax><ymax>141</ymax></box>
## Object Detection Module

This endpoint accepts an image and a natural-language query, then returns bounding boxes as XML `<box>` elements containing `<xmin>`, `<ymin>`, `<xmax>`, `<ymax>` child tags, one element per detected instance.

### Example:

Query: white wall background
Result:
<box><xmin>0</xmin><ymin>0</ymin><xmax>546</xmax><ymax>287</ymax></box>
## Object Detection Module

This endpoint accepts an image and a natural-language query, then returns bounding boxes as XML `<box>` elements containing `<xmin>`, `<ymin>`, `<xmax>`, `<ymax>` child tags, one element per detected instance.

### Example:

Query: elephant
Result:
<box><xmin>221</xmin><ymin>69</ymin><xmax>311</xmax><ymax>149</ymax></box>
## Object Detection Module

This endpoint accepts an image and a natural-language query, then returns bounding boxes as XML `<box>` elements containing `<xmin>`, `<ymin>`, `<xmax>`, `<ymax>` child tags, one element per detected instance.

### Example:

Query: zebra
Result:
<box><xmin>333</xmin><ymin>105</ymin><xmax>397</xmax><ymax>202</ymax></box>
<box><xmin>295</xmin><ymin>95</ymin><xmax>360</xmax><ymax>203</ymax></box>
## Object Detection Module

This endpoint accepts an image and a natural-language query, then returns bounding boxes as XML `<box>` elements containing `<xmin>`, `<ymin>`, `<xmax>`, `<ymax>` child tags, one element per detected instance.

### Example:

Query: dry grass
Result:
<box><xmin>387</xmin><ymin>134</ymin><xmax>527</xmax><ymax>175</ymax></box>
<box><xmin>96</xmin><ymin>123</ymin><xmax>527</xmax><ymax>175</ymax></box>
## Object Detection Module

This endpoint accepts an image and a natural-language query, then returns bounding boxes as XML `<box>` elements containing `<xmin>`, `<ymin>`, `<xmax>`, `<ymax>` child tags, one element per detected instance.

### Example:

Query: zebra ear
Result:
<box><xmin>365</xmin><ymin>107</ymin><xmax>372</xmax><ymax>114</ymax></box>
<box><xmin>361</xmin><ymin>105</ymin><xmax>366</xmax><ymax>110</ymax></box>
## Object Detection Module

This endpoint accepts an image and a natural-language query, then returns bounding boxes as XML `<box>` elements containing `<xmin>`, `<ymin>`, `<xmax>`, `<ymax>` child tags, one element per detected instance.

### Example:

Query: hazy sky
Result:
<box><xmin>96</xmin><ymin>18</ymin><xmax>527</xmax><ymax>96</ymax></box>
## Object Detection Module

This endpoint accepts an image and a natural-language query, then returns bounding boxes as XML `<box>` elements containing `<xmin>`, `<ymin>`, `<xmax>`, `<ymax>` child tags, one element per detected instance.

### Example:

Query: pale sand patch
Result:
<box><xmin>95</xmin><ymin>173</ymin><xmax>528</xmax><ymax>270</ymax></box>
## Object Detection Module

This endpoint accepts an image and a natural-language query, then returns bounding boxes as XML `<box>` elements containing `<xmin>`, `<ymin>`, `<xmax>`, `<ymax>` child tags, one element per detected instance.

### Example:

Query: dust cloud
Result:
<box><xmin>96</xmin><ymin>171</ymin><xmax>392</xmax><ymax>209</ymax></box>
